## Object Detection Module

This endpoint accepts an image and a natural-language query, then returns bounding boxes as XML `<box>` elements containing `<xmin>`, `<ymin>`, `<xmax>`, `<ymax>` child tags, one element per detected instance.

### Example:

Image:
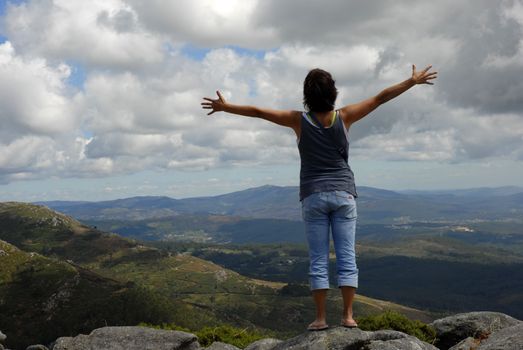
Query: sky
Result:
<box><xmin>0</xmin><ymin>0</ymin><xmax>523</xmax><ymax>201</ymax></box>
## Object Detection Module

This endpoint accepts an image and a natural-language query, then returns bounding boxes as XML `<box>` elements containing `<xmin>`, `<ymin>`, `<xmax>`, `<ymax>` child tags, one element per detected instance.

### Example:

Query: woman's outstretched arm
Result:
<box><xmin>339</xmin><ymin>64</ymin><xmax>438</xmax><ymax>128</ymax></box>
<box><xmin>201</xmin><ymin>91</ymin><xmax>301</xmax><ymax>135</ymax></box>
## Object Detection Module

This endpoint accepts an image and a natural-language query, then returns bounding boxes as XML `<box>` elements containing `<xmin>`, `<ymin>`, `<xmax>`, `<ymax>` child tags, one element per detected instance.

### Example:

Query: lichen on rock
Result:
<box><xmin>430</xmin><ymin>311</ymin><xmax>522</xmax><ymax>350</ymax></box>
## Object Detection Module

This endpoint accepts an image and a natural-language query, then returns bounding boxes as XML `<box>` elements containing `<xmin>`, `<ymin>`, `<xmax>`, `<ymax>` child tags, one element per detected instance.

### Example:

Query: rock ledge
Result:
<box><xmin>4</xmin><ymin>311</ymin><xmax>522</xmax><ymax>350</ymax></box>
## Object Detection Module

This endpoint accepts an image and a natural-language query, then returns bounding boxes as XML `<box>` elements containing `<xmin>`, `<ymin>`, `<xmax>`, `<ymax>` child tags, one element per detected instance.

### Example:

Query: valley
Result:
<box><xmin>2</xmin><ymin>184</ymin><xmax>522</xmax><ymax>348</ymax></box>
<box><xmin>0</xmin><ymin>200</ymin><xmax>433</xmax><ymax>349</ymax></box>
<box><xmin>37</xmin><ymin>185</ymin><xmax>523</xmax><ymax>320</ymax></box>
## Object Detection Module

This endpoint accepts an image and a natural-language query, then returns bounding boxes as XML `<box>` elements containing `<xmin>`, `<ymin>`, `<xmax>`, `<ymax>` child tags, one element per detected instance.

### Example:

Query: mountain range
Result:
<box><xmin>38</xmin><ymin>185</ymin><xmax>523</xmax><ymax>223</ymax></box>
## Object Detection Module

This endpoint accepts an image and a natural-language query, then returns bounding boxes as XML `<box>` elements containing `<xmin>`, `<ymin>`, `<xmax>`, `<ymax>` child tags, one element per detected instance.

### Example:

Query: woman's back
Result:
<box><xmin>298</xmin><ymin>111</ymin><xmax>357</xmax><ymax>201</ymax></box>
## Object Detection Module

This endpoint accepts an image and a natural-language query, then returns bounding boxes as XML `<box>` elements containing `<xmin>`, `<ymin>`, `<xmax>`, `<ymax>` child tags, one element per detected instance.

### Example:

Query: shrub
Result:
<box><xmin>357</xmin><ymin>310</ymin><xmax>436</xmax><ymax>344</ymax></box>
<box><xmin>196</xmin><ymin>325</ymin><xmax>266</xmax><ymax>348</ymax></box>
<box><xmin>139</xmin><ymin>323</ymin><xmax>266</xmax><ymax>349</ymax></box>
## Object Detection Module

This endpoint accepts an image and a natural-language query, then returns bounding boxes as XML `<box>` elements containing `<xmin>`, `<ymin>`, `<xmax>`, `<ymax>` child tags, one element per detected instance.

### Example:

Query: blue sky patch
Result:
<box><xmin>0</xmin><ymin>0</ymin><xmax>26</xmax><ymax>15</ymax></box>
<box><xmin>66</xmin><ymin>61</ymin><xmax>87</xmax><ymax>89</ymax></box>
<box><xmin>226</xmin><ymin>45</ymin><xmax>267</xmax><ymax>59</ymax></box>
<box><xmin>81</xmin><ymin>129</ymin><xmax>94</xmax><ymax>139</ymax></box>
<box><xmin>180</xmin><ymin>43</ymin><xmax>269</xmax><ymax>61</ymax></box>
<box><xmin>180</xmin><ymin>43</ymin><xmax>211</xmax><ymax>60</ymax></box>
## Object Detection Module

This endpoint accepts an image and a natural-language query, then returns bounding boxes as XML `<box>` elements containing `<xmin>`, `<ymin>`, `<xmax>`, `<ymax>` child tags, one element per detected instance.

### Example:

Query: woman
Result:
<box><xmin>201</xmin><ymin>64</ymin><xmax>437</xmax><ymax>331</ymax></box>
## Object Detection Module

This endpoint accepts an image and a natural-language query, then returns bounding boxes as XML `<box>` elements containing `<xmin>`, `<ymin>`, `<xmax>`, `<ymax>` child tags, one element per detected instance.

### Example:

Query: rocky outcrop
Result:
<box><xmin>40</xmin><ymin>326</ymin><xmax>437</xmax><ymax>350</ymax></box>
<box><xmin>26</xmin><ymin>346</ymin><xmax>49</xmax><ymax>350</ymax></box>
<box><xmin>205</xmin><ymin>342</ymin><xmax>240</xmax><ymax>350</ymax></box>
<box><xmin>50</xmin><ymin>326</ymin><xmax>199</xmax><ymax>350</ymax></box>
<box><xmin>4</xmin><ymin>311</ymin><xmax>523</xmax><ymax>350</ymax></box>
<box><xmin>0</xmin><ymin>330</ymin><xmax>6</xmax><ymax>350</ymax></box>
<box><xmin>430</xmin><ymin>311</ymin><xmax>522</xmax><ymax>350</ymax></box>
<box><xmin>447</xmin><ymin>324</ymin><xmax>523</xmax><ymax>350</ymax></box>
<box><xmin>469</xmin><ymin>322</ymin><xmax>523</xmax><ymax>350</ymax></box>
<box><xmin>244</xmin><ymin>338</ymin><xmax>282</xmax><ymax>350</ymax></box>
<box><xmin>448</xmin><ymin>337</ymin><xmax>480</xmax><ymax>350</ymax></box>
<box><xmin>271</xmin><ymin>327</ymin><xmax>437</xmax><ymax>350</ymax></box>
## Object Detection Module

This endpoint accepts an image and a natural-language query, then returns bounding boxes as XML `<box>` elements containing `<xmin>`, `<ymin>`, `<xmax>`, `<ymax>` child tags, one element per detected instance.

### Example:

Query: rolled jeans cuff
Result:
<box><xmin>310</xmin><ymin>279</ymin><xmax>330</xmax><ymax>290</ymax></box>
<box><xmin>338</xmin><ymin>277</ymin><xmax>358</xmax><ymax>289</ymax></box>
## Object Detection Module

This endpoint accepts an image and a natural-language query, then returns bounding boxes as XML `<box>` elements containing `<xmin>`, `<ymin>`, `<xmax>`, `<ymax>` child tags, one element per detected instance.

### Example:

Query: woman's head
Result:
<box><xmin>303</xmin><ymin>68</ymin><xmax>338</xmax><ymax>112</ymax></box>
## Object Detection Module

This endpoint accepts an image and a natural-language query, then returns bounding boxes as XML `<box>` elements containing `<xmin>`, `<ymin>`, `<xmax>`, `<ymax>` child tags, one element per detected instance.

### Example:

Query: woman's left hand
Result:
<box><xmin>411</xmin><ymin>64</ymin><xmax>438</xmax><ymax>85</ymax></box>
<box><xmin>201</xmin><ymin>91</ymin><xmax>227</xmax><ymax>115</ymax></box>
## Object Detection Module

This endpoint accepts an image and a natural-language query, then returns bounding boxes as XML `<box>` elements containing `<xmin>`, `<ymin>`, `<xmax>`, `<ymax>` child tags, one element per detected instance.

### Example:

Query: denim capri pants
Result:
<box><xmin>301</xmin><ymin>190</ymin><xmax>358</xmax><ymax>290</ymax></box>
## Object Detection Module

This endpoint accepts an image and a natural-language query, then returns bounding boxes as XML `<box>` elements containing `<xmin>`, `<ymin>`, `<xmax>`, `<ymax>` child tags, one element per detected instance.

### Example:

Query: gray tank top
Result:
<box><xmin>298</xmin><ymin>111</ymin><xmax>357</xmax><ymax>201</ymax></box>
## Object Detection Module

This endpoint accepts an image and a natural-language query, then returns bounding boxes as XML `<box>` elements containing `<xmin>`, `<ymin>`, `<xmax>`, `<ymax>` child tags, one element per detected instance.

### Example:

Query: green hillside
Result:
<box><xmin>0</xmin><ymin>202</ymin><xmax>435</xmax><ymax>346</ymax></box>
<box><xmin>188</xmin><ymin>242</ymin><xmax>523</xmax><ymax>320</ymax></box>
<box><xmin>0</xmin><ymin>239</ymin><xmax>174</xmax><ymax>349</ymax></box>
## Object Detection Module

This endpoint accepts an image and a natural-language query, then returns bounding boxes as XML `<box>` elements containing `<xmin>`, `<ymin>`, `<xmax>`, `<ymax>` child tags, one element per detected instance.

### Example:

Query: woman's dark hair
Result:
<box><xmin>303</xmin><ymin>68</ymin><xmax>338</xmax><ymax>112</ymax></box>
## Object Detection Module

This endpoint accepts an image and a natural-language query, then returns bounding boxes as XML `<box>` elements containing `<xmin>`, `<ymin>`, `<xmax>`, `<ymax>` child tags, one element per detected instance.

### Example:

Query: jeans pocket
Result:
<box><xmin>301</xmin><ymin>193</ymin><xmax>312</xmax><ymax>219</ymax></box>
<box><xmin>302</xmin><ymin>192</ymin><xmax>324</xmax><ymax>220</ymax></box>
<box><xmin>334</xmin><ymin>190</ymin><xmax>354</xmax><ymax>200</ymax></box>
<box><xmin>334</xmin><ymin>191</ymin><xmax>357</xmax><ymax>219</ymax></box>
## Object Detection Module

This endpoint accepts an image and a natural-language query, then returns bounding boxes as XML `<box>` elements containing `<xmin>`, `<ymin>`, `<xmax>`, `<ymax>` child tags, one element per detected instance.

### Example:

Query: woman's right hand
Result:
<box><xmin>201</xmin><ymin>90</ymin><xmax>227</xmax><ymax>115</ymax></box>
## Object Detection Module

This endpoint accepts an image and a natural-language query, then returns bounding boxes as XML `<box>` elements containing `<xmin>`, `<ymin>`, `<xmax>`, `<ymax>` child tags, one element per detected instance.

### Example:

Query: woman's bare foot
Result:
<box><xmin>307</xmin><ymin>319</ymin><xmax>329</xmax><ymax>331</ymax></box>
<box><xmin>340</xmin><ymin>317</ymin><xmax>358</xmax><ymax>328</ymax></box>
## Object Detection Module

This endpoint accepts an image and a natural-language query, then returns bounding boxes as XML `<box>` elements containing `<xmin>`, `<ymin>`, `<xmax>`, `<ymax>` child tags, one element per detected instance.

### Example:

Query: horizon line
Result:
<box><xmin>23</xmin><ymin>183</ymin><xmax>523</xmax><ymax>203</ymax></box>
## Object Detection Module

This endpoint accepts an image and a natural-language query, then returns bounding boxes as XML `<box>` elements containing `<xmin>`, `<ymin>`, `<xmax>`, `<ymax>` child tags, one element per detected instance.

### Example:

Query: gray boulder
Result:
<box><xmin>476</xmin><ymin>322</ymin><xmax>523</xmax><ymax>350</ymax></box>
<box><xmin>244</xmin><ymin>338</ymin><xmax>282</xmax><ymax>350</ymax></box>
<box><xmin>205</xmin><ymin>341</ymin><xmax>240</xmax><ymax>350</ymax></box>
<box><xmin>0</xmin><ymin>330</ymin><xmax>5</xmax><ymax>350</ymax></box>
<box><xmin>364</xmin><ymin>330</ymin><xmax>437</xmax><ymax>350</ymax></box>
<box><xmin>271</xmin><ymin>327</ymin><xmax>437</xmax><ymax>350</ymax></box>
<box><xmin>51</xmin><ymin>326</ymin><xmax>199</xmax><ymax>350</ymax></box>
<box><xmin>430</xmin><ymin>311</ymin><xmax>521</xmax><ymax>350</ymax></box>
<box><xmin>26</xmin><ymin>346</ymin><xmax>49</xmax><ymax>350</ymax></box>
<box><xmin>448</xmin><ymin>337</ymin><xmax>480</xmax><ymax>350</ymax></box>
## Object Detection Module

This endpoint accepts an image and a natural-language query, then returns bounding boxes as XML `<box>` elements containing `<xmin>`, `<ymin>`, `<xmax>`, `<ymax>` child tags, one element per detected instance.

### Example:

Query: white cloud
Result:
<box><xmin>124</xmin><ymin>0</ymin><xmax>276</xmax><ymax>48</ymax></box>
<box><xmin>81</xmin><ymin>71</ymin><xmax>200</xmax><ymax>133</ymax></box>
<box><xmin>86</xmin><ymin>133</ymin><xmax>182</xmax><ymax>158</ymax></box>
<box><xmin>1</xmin><ymin>0</ymin><xmax>523</xmax><ymax>190</ymax></box>
<box><xmin>0</xmin><ymin>42</ymin><xmax>77</xmax><ymax>140</ymax></box>
<box><xmin>4</xmin><ymin>0</ymin><xmax>164</xmax><ymax>68</ymax></box>
<box><xmin>353</xmin><ymin>108</ymin><xmax>523</xmax><ymax>162</ymax></box>
<box><xmin>266</xmin><ymin>44</ymin><xmax>381</xmax><ymax>82</ymax></box>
